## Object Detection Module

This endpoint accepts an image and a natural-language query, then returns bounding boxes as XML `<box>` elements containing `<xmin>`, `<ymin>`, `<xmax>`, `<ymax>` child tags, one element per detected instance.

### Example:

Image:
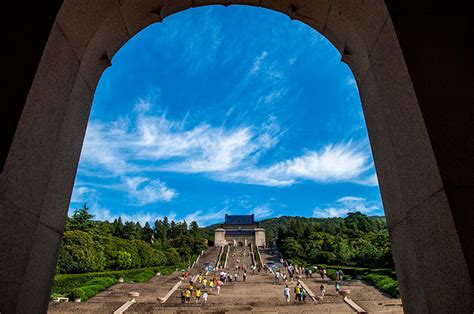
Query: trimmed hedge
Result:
<box><xmin>69</xmin><ymin>284</ymin><xmax>105</xmax><ymax>302</ymax></box>
<box><xmin>318</xmin><ymin>264</ymin><xmax>397</xmax><ymax>280</ymax></box>
<box><xmin>363</xmin><ymin>273</ymin><xmax>399</xmax><ymax>297</ymax></box>
<box><xmin>325</xmin><ymin>268</ymin><xmax>352</xmax><ymax>281</ymax></box>
<box><xmin>315</xmin><ymin>264</ymin><xmax>399</xmax><ymax>297</ymax></box>
<box><xmin>132</xmin><ymin>270</ymin><xmax>156</xmax><ymax>283</ymax></box>
<box><xmin>52</xmin><ymin>266</ymin><xmax>175</xmax><ymax>295</ymax></box>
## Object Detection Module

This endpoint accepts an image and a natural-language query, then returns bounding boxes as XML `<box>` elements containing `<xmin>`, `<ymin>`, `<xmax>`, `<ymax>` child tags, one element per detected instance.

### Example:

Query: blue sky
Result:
<box><xmin>70</xmin><ymin>5</ymin><xmax>384</xmax><ymax>226</ymax></box>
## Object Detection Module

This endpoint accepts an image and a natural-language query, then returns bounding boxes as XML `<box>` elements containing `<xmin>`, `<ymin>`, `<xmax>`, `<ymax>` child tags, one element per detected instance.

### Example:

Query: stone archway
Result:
<box><xmin>0</xmin><ymin>1</ymin><xmax>472</xmax><ymax>313</ymax></box>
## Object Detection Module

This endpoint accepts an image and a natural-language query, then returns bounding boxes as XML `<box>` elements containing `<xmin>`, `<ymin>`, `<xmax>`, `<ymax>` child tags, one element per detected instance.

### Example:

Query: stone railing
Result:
<box><xmin>250</xmin><ymin>244</ymin><xmax>256</xmax><ymax>267</ymax></box>
<box><xmin>215</xmin><ymin>245</ymin><xmax>225</xmax><ymax>269</ymax></box>
<box><xmin>223</xmin><ymin>245</ymin><xmax>230</xmax><ymax>268</ymax></box>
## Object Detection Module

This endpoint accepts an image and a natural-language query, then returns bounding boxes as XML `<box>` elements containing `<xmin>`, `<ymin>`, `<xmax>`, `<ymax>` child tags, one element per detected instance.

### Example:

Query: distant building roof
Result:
<box><xmin>224</xmin><ymin>214</ymin><xmax>255</xmax><ymax>225</ymax></box>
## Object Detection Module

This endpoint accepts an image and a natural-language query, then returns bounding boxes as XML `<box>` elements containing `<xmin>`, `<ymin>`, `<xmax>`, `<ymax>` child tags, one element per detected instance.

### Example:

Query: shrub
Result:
<box><xmin>132</xmin><ymin>270</ymin><xmax>156</xmax><ymax>282</ymax></box>
<box><xmin>318</xmin><ymin>264</ymin><xmax>397</xmax><ymax>280</ymax></box>
<box><xmin>52</xmin><ymin>266</ymin><xmax>174</xmax><ymax>295</ymax></box>
<box><xmin>68</xmin><ymin>288</ymin><xmax>85</xmax><ymax>301</ymax></box>
<box><xmin>81</xmin><ymin>285</ymin><xmax>104</xmax><ymax>300</ymax></box>
<box><xmin>363</xmin><ymin>273</ymin><xmax>399</xmax><ymax>297</ymax></box>
<box><xmin>49</xmin><ymin>293</ymin><xmax>66</xmax><ymax>301</ymax></box>
<box><xmin>84</xmin><ymin>277</ymin><xmax>116</xmax><ymax>287</ymax></box>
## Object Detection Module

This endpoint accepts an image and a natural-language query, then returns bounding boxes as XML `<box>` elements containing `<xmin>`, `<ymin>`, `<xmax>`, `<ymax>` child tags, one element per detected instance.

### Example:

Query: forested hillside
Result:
<box><xmin>57</xmin><ymin>205</ymin><xmax>208</xmax><ymax>274</ymax></box>
<box><xmin>204</xmin><ymin>212</ymin><xmax>394</xmax><ymax>269</ymax></box>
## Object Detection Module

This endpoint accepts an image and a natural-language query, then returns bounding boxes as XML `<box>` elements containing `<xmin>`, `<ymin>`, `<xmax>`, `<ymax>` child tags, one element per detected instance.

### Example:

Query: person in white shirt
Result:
<box><xmin>283</xmin><ymin>285</ymin><xmax>290</xmax><ymax>302</ymax></box>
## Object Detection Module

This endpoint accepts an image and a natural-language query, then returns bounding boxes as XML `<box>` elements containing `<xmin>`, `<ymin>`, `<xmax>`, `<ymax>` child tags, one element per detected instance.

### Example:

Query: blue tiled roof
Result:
<box><xmin>224</xmin><ymin>214</ymin><xmax>255</xmax><ymax>225</ymax></box>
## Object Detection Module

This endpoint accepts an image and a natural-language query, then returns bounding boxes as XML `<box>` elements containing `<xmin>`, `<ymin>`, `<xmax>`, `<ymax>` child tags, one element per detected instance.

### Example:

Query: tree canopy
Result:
<box><xmin>57</xmin><ymin>204</ymin><xmax>208</xmax><ymax>274</ymax></box>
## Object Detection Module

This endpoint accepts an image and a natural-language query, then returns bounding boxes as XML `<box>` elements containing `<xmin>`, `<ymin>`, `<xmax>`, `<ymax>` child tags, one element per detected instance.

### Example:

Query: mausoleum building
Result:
<box><xmin>214</xmin><ymin>214</ymin><xmax>265</xmax><ymax>247</ymax></box>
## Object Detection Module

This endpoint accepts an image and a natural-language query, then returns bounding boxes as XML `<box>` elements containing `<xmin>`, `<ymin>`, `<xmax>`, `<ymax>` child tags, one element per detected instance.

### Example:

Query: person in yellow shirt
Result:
<box><xmin>185</xmin><ymin>289</ymin><xmax>191</xmax><ymax>303</ymax></box>
<box><xmin>209</xmin><ymin>280</ymin><xmax>214</xmax><ymax>293</ymax></box>
<box><xmin>202</xmin><ymin>278</ymin><xmax>208</xmax><ymax>292</ymax></box>
<box><xmin>198</xmin><ymin>275</ymin><xmax>203</xmax><ymax>283</ymax></box>
<box><xmin>195</xmin><ymin>288</ymin><xmax>202</xmax><ymax>304</ymax></box>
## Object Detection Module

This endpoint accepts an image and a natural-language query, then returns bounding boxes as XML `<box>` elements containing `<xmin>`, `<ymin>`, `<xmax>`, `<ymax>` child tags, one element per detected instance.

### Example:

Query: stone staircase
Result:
<box><xmin>49</xmin><ymin>247</ymin><xmax>403</xmax><ymax>313</ymax></box>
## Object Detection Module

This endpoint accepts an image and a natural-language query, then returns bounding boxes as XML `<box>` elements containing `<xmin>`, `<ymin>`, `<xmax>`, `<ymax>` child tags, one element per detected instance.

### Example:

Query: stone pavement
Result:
<box><xmin>48</xmin><ymin>246</ymin><xmax>403</xmax><ymax>313</ymax></box>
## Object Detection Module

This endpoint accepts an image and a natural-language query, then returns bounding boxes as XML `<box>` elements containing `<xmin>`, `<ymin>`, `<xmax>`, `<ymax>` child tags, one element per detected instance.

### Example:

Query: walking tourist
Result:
<box><xmin>335</xmin><ymin>282</ymin><xmax>341</xmax><ymax>296</ymax></box>
<box><xmin>185</xmin><ymin>288</ymin><xmax>191</xmax><ymax>303</ymax></box>
<box><xmin>294</xmin><ymin>284</ymin><xmax>302</xmax><ymax>302</ymax></box>
<box><xmin>209</xmin><ymin>279</ymin><xmax>214</xmax><ymax>293</ymax></box>
<box><xmin>320</xmin><ymin>284</ymin><xmax>326</xmax><ymax>298</ymax></box>
<box><xmin>234</xmin><ymin>272</ymin><xmax>238</xmax><ymax>282</ymax></box>
<box><xmin>195</xmin><ymin>288</ymin><xmax>202</xmax><ymax>304</ymax></box>
<box><xmin>338</xmin><ymin>269</ymin><xmax>344</xmax><ymax>280</ymax></box>
<box><xmin>243</xmin><ymin>271</ymin><xmax>247</xmax><ymax>282</ymax></box>
<box><xmin>283</xmin><ymin>285</ymin><xmax>290</xmax><ymax>303</ymax></box>
<box><xmin>180</xmin><ymin>289</ymin><xmax>185</xmax><ymax>304</ymax></box>
<box><xmin>202</xmin><ymin>292</ymin><xmax>208</xmax><ymax>304</ymax></box>
<box><xmin>301</xmin><ymin>288</ymin><xmax>307</xmax><ymax>302</ymax></box>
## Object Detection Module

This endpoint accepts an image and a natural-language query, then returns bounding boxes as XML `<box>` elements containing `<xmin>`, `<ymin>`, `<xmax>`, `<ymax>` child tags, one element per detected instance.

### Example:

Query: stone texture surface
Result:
<box><xmin>384</xmin><ymin>1</ymin><xmax>474</xmax><ymax>293</ymax></box>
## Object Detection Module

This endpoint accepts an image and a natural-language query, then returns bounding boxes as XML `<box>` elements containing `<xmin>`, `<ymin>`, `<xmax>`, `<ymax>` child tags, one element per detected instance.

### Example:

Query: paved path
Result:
<box><xmin>48</xmin><ymin>247</ymin><xmax>403</xmax><ymax>313</ymax></box>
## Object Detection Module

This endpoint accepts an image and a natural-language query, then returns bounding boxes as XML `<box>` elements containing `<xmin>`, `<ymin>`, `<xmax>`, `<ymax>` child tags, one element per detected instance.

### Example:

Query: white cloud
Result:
<box><xmin>70</xmin><ymin>186</ymin><xmax>97</xmax><ymax>203</ymax></box>
<box><xmin>336</xmin><ymin>196</ymin><xmax>365</xmax><ymax>203</ymax></box>
<box><xmin>214</xmin><ymin>142</ymin><xmax>373</xmax><ymax>187</ymax></box>
<box><xmin>78</xmin><ymin>97</ymin><xmax>376</xmax><ymax>209</ymax></box>
<box><xmin>88</xmin><ymin>205</ymin><xmax>178</xmax><ymax>226</ymax></box>
<box><xmin>124</xmin><ymin>176</ymin><xmax>177</xmax><ymax>205</ymax></box>
<box><xmin>312</xmin><ymin>196</ymin><xmax>380</xmax><ymax>218</ymax></box>
<box><xmin>183</xmin><ymin>208</ymin><xmax>231</xmax><ymax>227</ymax></box>
<box><xmin>79</xmin><ymin>103</ymin><xmax>283</xmax><ymax>177</ymax></box>
<box><xmin>313</xmin><ymin>207</ymin><xmax>350</xmax><ymax>218</ymax></box>
<box><xmin>249</xmin><ymin>51</ymin><xmax>268</xmax><ymax>75</ymax></box>
<box><xmin>251</xmin><ymin>205</ymin><xmax>274</xmax><ymax>219</ymax></box>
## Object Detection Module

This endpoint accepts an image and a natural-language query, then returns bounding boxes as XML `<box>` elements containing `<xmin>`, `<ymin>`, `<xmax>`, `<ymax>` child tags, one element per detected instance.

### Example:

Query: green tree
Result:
<box><xmin>116</xmin><ymin>251</ymin><xmax>132</xmax><ymax>269</ymax></box>
<box><xmin>57</xmin><ymin>230</ymin><xmax>106</xmax><ymax>273</ymax></box>
<box><xmin>142</xmin><ymin>222</ymin><xmax>154</xmax><ymax>242</ymax></box>
<box><xmin>68</xmin><ymin>204</ymin><xmax>95</xmax><ymax>233</ymax></box>
<box><xmin>280</xmin><ymin>237</ymin><xmax>304</xmax><ymax>259</ymax></box>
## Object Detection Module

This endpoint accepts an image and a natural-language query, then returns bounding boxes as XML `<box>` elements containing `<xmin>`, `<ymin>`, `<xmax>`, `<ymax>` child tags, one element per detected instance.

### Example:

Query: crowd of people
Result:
<box><xmin>177</xmin><ymin>247</ymin><xmax>349</xmax><ymax>307</ymax></box>
<box><xmin>268</xmin><ymin>257</ymin><xmax>349</xmax><ymax>303</ymax></box>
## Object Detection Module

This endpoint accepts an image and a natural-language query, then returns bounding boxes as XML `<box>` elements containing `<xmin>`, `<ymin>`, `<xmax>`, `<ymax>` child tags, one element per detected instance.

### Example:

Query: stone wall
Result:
<box><xmin>254</xmin><ymin>228</ymin><xmax>266</xmax><ymax>247</ymax></box>
<box><xmin>214</xmin><ymin>228</ymin><xmax>226</xmax><ymax>247</ymax></box>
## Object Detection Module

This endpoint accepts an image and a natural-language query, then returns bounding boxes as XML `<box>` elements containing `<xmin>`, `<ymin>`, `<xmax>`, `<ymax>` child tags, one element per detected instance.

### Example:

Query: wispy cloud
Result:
<box><xmin>313</xmin><ymin>196</ymin><xmax>380</xmax><ymax>218</ymax></box>
<box><xmin>89</xmin><ymin>206</ymin><xmax>178</xmax><ymax>226</ymax></box>
<box><xmin>78</xmin><ymin>100</ymin><xmax>283</xmax><ymax>179</ymax></box>
<box><xmin>249</xmin><ymin>51</ymin><xmax>268</xmax><ymax>75</ymax></box>
<box><xmin>251</xmin><ymin>205</ymin><xmax>274</xmax><ymax>219</ymax></box>
<box><xmin>336</xmin><ymin>196</ymin><xmax>365</xmax><ymax>203</ymax></box>
<box><xmin>183</xmin><ymin>208</ymin><xmax>231</xmax><ymax>227</ymax></box>
<box><xmin>79</xmin><ymin>104</ymin><xmax>375</xmax><ymax>188</ymax></box>
<box><xmin>214</xmin><ymin>142</ymin><xmax>374</xmax><ymax>187</ymax></box>
<box><xmin>70</xmin><ymin>186</ymin><xmax>97</xmax><ymax>203</ymax></box>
